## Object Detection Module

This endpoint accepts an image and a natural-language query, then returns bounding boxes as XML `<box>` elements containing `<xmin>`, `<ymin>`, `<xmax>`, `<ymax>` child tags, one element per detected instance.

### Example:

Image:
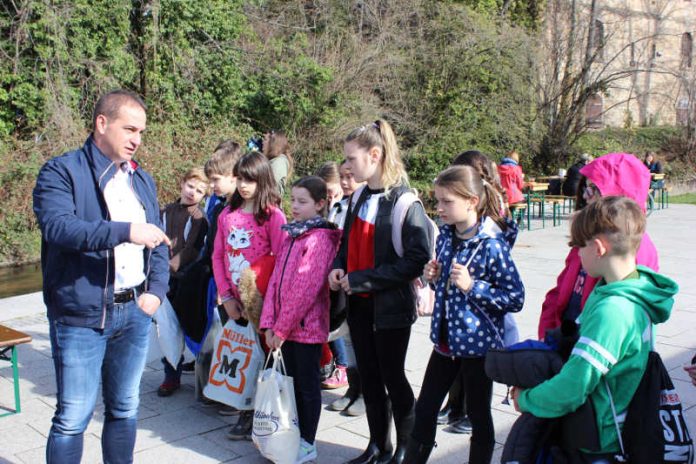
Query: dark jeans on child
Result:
<box><xmin>347</xmin><ymin>296</ymin><xmax>414</xmax><ymax>447</ymax></box>
<box><xmin>281</xmin><ymin>341</ymin><xmax>322</xmax><ymax>444</ymax></box>
<box><xmin>413</xmin><ymin>351</ymin><xmax>494</xmax><ymax>464</ymax></box>
<box><xmin>161</xmin><ymin>356</ymin><xmax>183</xmax><ymax>384</ymax></box>
<box><xmin>329</xmin><ymin>337</ymin><xmax>348</xmax><ymax>367</ymax></box>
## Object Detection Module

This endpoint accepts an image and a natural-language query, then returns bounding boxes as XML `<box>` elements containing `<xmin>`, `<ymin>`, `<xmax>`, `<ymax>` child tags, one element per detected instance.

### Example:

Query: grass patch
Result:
<box><xmin>670</xmin><ymin>193</ymin><xmax>696</xmax><ymax>205</ymax></box>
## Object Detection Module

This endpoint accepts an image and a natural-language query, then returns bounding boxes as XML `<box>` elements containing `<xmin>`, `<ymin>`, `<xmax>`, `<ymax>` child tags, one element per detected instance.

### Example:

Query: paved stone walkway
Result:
<box><xmin>1</xmin><ymin>204</ymin><xmax>695</xmax><ymax>463</ymax></box>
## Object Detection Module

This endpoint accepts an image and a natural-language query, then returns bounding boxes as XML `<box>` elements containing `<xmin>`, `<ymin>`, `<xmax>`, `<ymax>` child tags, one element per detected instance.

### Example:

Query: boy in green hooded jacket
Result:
<box><xmin>512</xmin><ymin>196</ymin><xmax>679</xmax><ymax>457</ymax></box>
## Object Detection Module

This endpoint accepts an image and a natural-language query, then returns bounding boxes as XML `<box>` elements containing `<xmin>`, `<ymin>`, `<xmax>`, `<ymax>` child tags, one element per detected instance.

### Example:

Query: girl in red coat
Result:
<box><xmin>497</xmin><ymin>150</ymin><xmax>525</xmax><ymax>206</ymax></box>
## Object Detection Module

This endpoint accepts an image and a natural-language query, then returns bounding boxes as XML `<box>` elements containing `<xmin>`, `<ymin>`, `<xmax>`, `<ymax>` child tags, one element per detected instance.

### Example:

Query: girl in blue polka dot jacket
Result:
<box><xmin>403</xmin><ymin>165</ymin><xmax>525</xmax><ymax>464</ymax></box>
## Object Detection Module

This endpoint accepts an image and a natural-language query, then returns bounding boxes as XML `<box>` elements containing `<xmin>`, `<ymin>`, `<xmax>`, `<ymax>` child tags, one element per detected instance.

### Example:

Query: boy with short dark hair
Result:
<box><xmin>513</xmin><ymin>196</ymin><xmax>678</xmax><ymax>458</ymax></box>
<box><xmin>195</xmin><ymin>141</ymin><xmax>244</xmax><ymax>416</ymax></box>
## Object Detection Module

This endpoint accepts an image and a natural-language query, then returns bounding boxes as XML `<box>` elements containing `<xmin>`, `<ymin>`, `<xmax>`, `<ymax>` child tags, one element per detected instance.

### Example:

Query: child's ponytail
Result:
<box><xmin>375</xmin><ymin>120</ymin><xmax>409</xmax><ymax>193</ymax></box>
<box><xmin>345</xmin><ymin>119</ymin><xmax>408</xmax><ymax>195</ymax></box>
<box><xmin>479</xmin><ymin>179</ymin><xmax>507</xmax><ymax>230</ymax></box>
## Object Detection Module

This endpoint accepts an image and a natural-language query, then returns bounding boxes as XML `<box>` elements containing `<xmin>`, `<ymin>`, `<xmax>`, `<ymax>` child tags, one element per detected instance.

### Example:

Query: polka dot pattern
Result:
<box><xmin>428</xmin><ymin>219</ymin><xmax>525</xmax><ymax>358</ymax></box>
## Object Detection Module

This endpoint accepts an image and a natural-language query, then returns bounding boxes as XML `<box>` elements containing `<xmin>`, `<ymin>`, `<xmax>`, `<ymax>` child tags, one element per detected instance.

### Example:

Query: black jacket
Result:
<box><xmin>333</xmin><ymin>185</ymin><xmax>432</xmax><ymax>330</ymax></box>
<box><xmin>486</xmin><ymin>340</ymin><xmax>600</xmax><ymax>463</ymax></box>
<box><xmin>562</xmin><ymin>161</ymin><xmax>585</xmax><ymax>197</ymax></box>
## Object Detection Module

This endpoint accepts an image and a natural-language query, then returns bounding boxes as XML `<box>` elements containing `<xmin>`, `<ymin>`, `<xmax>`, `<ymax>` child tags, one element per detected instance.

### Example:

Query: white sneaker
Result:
<box><xmin>296</xmin><ymin>438</ymin><xmax>317</xmax><ymax>464</ymax></box>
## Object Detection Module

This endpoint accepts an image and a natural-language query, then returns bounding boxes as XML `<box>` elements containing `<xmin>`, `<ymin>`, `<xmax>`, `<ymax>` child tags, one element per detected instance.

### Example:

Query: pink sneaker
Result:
<box><xmin>322</xmin><ymin>366</ymin><xmax>348</xmax><ymax>389</ymax></box>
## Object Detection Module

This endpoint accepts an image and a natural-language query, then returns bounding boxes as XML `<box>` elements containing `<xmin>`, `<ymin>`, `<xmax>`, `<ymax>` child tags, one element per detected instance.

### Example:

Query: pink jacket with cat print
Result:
<box><xmin>260</xmin><ymin>222</ymin><xmax>342</xmax><ymax>344</ymax></box>
<box><xmin>212</xmin><ymin>206</ymin><xmax>287</xmax><ymax>303</ymax></box>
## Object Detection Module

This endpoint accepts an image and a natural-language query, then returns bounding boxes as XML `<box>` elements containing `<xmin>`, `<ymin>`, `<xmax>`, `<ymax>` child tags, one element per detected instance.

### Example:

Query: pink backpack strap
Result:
<box><xmin>391</xmin><ymin>190</ymin><xmax>420</xmax><ymax>257</ymax></box>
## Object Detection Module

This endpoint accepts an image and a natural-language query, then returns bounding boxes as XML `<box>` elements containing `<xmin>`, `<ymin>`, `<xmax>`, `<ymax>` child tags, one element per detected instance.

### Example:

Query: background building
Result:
<box><xmin>580</xmin><ymin>0</ymin><xmax>696</xmax><ymax>128</ymax></box>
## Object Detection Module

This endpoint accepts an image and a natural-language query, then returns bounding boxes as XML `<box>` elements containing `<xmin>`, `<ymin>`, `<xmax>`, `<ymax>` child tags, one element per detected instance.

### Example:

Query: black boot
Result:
<box><xmin>402</xmin><ymin>437</ymin><xmax>434</xmax><ymax>464</ymax></box>
<box><xmin>344</xmin><ymin>440</ymin><xmax>379</xmax><ymax>464</ymax></box>
<box><xmin>468</xmin><ymin>436</ymin><xmax>494</xmax><ymax>464</ymax></box>
<box><xmin>389</xmin><ymin>405</ymin><xmax>415</xmax><ymax>464</ymax></box>
<box><xmin>344</xmin><ymin>401</ymin><xmax>393</xmax><ymax>464</ymax></box>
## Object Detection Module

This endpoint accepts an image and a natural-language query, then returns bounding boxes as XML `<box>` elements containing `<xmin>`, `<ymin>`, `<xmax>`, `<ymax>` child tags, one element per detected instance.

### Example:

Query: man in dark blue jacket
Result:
<box><xmin>33</xmin><ymin>89</ymin><xmax>170</xmax><ymax>464</ymax></box>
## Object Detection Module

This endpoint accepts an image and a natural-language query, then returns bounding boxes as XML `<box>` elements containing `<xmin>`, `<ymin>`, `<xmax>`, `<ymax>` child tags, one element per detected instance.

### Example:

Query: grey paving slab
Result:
<box><xmin>0</xmin><ymin>204</ymin><xmax>695</xmax><ymax>463</ymax></box>
<box><xmin>133</xmin><ymin>407</ymin><xmax>228</xmax><ymax>452</ymax></box>
<box><xmin>134</xmin><ymin>434</ymin><xmax>240</xmax><ymax>464</ymax></box>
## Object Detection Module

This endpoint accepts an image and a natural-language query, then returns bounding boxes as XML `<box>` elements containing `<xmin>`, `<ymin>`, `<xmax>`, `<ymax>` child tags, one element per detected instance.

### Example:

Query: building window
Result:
<box><xmin>629</xmin><ymin>42</ymin><xmax>637</xmax><ymax>67</ymax></box>
<box><xmin>586</xmin><ymin>95</ymin><xmax>604</xmax><ymax>128</ymax></box>
<box><xmin>682</xmin><ymin>33</ymin><xmax>693</xmax><ymax>68</ymax></box>
<box><xmin>677</xmin><ymin>98</ymin><xmax>690</xmax><ymax>126</ymax></box>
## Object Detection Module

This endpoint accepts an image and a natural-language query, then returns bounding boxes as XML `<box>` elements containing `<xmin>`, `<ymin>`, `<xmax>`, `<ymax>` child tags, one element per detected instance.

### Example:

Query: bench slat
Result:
<box><xmin>0</xmin><ymin>325</ymin><xmax>32</xmax><ymax>348</ymax></box>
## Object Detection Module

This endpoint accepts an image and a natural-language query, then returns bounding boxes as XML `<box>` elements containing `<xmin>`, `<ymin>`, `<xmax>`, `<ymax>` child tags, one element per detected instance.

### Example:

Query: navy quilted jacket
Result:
<box><xmin>430</xmin><ymin>217</ymin><xmax>525</xmax><ymax>357</ymax></box>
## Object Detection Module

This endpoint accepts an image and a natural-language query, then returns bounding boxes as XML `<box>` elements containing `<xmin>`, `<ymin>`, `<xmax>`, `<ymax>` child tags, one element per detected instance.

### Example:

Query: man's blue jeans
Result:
<box><xmin>46</xmin><ymin>300</ymin><xmax>153</xmax><ymax>464</ymax></box>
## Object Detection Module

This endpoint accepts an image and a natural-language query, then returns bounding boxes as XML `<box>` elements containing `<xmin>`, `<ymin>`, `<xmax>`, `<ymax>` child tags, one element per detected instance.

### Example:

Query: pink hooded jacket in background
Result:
<box><xmin>260</xmin><ymin>226</ymin><xmax>342</xmax><ymax>344</ymax></box>
<box><xmin>537</xmin><ymin>153</ymin><xmax>660</xmax><ymax>339</ymax></box>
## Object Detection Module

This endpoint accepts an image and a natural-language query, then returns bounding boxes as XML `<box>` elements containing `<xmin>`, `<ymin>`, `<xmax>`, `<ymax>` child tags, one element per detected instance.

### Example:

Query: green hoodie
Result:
<box><xmin>519</xmin><ymin>265</ymin><xmax>678</xmax><ymax>453</ymax></box>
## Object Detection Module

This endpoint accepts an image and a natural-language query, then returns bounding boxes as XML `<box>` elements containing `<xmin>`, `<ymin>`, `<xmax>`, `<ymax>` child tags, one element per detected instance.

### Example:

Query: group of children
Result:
<box><xmin>157</xmin><ymin>118</ymin><xmax>678</xmax><ymax>464</ymax></box>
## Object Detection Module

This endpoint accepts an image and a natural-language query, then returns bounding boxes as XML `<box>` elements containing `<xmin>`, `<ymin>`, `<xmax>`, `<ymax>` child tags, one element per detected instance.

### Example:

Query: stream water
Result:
<box><xmin>0</xmin><ymin>262</ymin><xmax>43</xmax><ymax>298</ymax></box>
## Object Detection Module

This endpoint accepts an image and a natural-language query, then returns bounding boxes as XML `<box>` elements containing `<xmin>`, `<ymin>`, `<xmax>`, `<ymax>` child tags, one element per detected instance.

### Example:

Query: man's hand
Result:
<box><xmin>328</xmin><ymin>269</ymin><xmax>345</xmax><ymax>291</ymax></box>
<box><xmin>222</xmin><ymin>299</ymin><xmax>242</xmax><ymax>320</ymax></box>
<box><xmin>137</xmin><ymin>293</ymin><xmax>161</xmax><ymax>316</ymax></box>
<box><xmin>130</xmin><ymin>223</ymin><xmax>171</xmax><ymax>249</ymax></box>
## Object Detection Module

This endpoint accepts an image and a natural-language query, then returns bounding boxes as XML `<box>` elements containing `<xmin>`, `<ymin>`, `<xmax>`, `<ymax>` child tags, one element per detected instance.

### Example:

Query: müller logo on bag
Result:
<box><xmin>209</xmin><ymin>328</ymin><xmax>257</xmax><ymax>394</ymax></box>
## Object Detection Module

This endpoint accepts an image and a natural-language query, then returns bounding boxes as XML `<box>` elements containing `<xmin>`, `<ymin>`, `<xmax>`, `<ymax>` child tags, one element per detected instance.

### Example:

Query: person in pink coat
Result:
<box><xmin>537</xmin><ymin>152</ymin><xmax>660</xmax><ymax>339</ymax></box>
<box><xmin>261</xmin><ymin>176</ymin><xmax>342</xmax><ymax>464</ymax></box>
<box><xmin>497</xmin><ymin>150</ymin><xmax>525</xmax><ymax>205</ymax></box>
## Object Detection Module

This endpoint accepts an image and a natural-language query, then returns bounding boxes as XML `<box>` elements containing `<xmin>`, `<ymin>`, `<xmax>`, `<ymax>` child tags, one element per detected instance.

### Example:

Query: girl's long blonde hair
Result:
<box><xmin>345</xmin><ymin>119</ymin><xmax>408</xmax><ymax>194</ymax></box>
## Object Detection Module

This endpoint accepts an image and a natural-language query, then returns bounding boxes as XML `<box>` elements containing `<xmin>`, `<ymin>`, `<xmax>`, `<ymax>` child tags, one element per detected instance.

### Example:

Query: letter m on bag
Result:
<box><xmin>208</xmin><ymin>339</ymin><xmax>252</xmax><ymax>394</ymax></box>
<box><xmin>219</xmin><ymin>356</ymin><xmax>240</xmax><ymax>378</ymax></box>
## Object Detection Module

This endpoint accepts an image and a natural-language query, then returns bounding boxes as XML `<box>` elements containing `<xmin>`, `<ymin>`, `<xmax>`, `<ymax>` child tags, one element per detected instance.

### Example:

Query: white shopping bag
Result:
<box><xmin>195</xmin><ymin>310</ymin><xmax>222</xmax><ymax>402</ymax></box>
<box><xmin>203</xmin><ymin>319</ymin><xmax>264</xmax><ymax>410</ymax></box>
<box><xmin>252</xmin><ymin>350</ymin><xmax>301</xmax><ymax>464</ymax></box>
<box><xmin>152</xmin><ymin>297</ymin><xmax>184</xmax><ymax>368</ymax></box>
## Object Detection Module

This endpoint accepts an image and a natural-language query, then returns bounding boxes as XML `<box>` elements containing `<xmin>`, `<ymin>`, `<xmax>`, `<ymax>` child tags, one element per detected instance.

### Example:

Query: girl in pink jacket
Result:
<box><xmin>537</xmin><ymin>153</ymin><xmax>660</xmax><ymax>339</ymax></box>
<box><xmin>261</xmin><ymin>176</ymin><xmax>342</xmax><ymax>464</ymax></box>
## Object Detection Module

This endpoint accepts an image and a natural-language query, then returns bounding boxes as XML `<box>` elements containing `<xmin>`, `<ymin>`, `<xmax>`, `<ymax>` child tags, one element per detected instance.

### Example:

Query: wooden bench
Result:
<box><xmin>544</xmin><ymin>195</ymin><xmax>575</xmax><ymax>214</ymax></box>
<box><xmin>0</xmin><ymin>324</ymin><xmax>32</xmax><ymax>417</ymax></box>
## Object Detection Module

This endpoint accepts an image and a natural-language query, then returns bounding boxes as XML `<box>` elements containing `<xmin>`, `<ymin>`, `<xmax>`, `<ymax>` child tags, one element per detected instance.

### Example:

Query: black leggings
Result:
<box><xmin>446</xmin><ymin>365</ymin><xmax>468</xmax><ymax>418</ymax></box>
<box><xmin>281</xmin><ymin>341</ymin><xmax>322</xmax><ymax>444</ymax></box>
<box><xmin>413</xmin><ymin>351</ymin><xmax>494</xmax><ymax>464</ymax></box>
<box><xmin>348</xmin><ymin>296</ymin><xmax>414</xmax><ymax>429</ymax></box>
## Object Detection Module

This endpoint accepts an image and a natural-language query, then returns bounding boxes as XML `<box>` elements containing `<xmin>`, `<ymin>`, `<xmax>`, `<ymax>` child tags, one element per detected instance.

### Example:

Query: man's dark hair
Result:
<box><xmin>92</xmin><ymin>90</ymin><xmax>147</xmax><ymax>129</ymax></box>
